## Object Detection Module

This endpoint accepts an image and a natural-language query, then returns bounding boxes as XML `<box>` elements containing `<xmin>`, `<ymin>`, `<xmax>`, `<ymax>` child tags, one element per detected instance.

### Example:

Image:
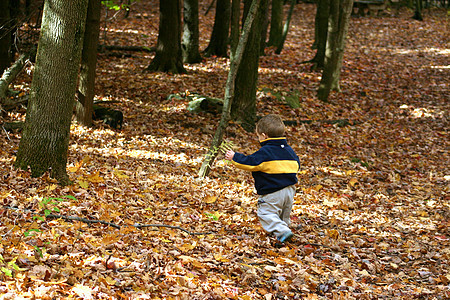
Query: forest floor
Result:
<box><xmin>0</xmin><ymin>1</ymin><xmax>449</xmax><ymax>299</ymax></box>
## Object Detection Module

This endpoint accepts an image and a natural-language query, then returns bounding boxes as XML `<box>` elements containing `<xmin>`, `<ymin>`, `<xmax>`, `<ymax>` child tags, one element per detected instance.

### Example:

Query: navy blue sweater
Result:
<box><xmin>231</xmin><ymin>137</ymin><xmax>300</xmax><ymax>195</ymax></box>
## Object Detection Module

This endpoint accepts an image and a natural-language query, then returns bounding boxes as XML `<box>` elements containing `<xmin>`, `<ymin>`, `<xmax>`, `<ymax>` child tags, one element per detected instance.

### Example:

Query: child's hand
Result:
<box><xmin>225</xmin><ymin>150</ymin><xmax>235</xmax><ymax>161</ymax></box>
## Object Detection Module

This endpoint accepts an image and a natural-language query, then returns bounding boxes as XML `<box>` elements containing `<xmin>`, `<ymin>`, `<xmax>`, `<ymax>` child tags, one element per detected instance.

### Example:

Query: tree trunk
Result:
<box><xmin>75</xmin><ymin>0</ymin><xmax>101</xmax><ymax>127</ymax></box>
<box><xmin>317</xmin><ymin>0</ymin><xmax>353</xmax><ymax>102</ymax></box>
<box><xmin>230</xmin><ymin>0</ymin><xmax>240</xmax><ymax>60</ymax></box>
<box><xmin>15</xmin><ymin>0</ymin><xmax>88</xmax><ymax>185</ymax></box>
<box><xmin>199</xmin><ymin>0</ymin><xmax>261</xmax><ymax>178</ymax></box>
<box><xmin>0</xmin><ymin>0</ymin><xmax>12</xmax><ymax>75</ymax></box>
<box><xmin>413</xmin><ymin>0</ymin><xmax>423</xmax><ymax>20</ymax></box>
<box><xmin>275</xmin><ymin>0</ymin><xmax>295</xmax><ymax>54</ymax></box>
<box><xmin>147</xmin><ymin>0</ymin><xmax>186</xmax><ymax>73</ymax></box>
<box><xmin>182</xmin><ymin>0</ymin><xmax>202</xmax><ymax>63</ymax></box>
<box><xmin>267</xmin><ymin>0</ymin><xmax>283</xmax><ymax>47</ymax></box>
<box><xmin>259</xmin><ymin>0</ymin><xmax>270</xmax><ymax>54</ymax></box>
<box><xmin>203</xmin><ymin>0</ymin><xmax>230</xmax><ymax>57</ymax></box>
<box><xmin>230</xmin><ymin>0</ymin><xmax>268</xmax><ymax>132</ymax></box>
<box><xmin>311</xmin><ymin>0</ymin><xmax>330</xmax><ymax>69</ymax></box>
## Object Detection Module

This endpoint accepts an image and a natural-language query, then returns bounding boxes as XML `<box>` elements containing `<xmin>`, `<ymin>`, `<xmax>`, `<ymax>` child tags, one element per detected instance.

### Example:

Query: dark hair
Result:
<box><xmin>256</xmin><ymin>114</ymin><xmax>285</xmax><ymax>137</ymax></box>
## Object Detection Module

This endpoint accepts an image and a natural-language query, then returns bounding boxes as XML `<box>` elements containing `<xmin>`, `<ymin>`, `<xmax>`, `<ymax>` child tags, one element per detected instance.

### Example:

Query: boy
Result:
<box><xmin>225</xmin><ymin>114</ymin><xmax>300</xmax><ymax>244</ymax></box>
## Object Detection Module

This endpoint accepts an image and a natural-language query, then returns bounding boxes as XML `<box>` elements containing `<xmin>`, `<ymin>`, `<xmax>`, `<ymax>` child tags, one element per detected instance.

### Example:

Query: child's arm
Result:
<box><xmin>225</xmin><ymin>150</ymin><xmax>235</xmax><ymax>161</ymax></box>
<box><xmin>225</xmin><ymin>149</ymin><xmax>267</xmax><ymax>172</ymax></box>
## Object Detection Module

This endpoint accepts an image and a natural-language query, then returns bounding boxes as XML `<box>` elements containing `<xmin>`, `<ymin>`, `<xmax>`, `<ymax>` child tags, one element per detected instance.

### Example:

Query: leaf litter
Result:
<box><xmin>0</xmin><ymin>1</ymin><xmax>448</xmax><ymax>299</ymax></box>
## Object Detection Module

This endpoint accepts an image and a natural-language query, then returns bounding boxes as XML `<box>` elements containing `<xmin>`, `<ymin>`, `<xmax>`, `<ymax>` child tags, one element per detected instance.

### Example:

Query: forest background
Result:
<box><xmin>0</xmin><ymin>0</ymin><xmax>449</xmax><ymax>299</ymax></box>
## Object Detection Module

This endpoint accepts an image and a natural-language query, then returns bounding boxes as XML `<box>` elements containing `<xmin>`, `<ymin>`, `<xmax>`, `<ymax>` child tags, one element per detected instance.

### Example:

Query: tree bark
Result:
<box><xmin>275</xmin><ymin>0</ymin><xmax>295</xmax><ymax>54</ymax></box>
<box><xmin>310</xmin><ymin>0</ymin><xmax>330</xmax><ymax>69</ymax></box>
<box><xmin>413</xmin><ymin>0</ymin><xmax>423</xmax><ymax>20</ymax></box>
<box><xmin>182</xmin><ymin>0</ymin><xmax>202</xmax><ymax>63</ymax></box>
<box><xmin>15</xmin><ymin>0</ymin><xmax>88</xmax><ymax>185</ymax></box>
<box><xmin>147</xmin><ymin>0</ymin><xmax>186</xmax><ymax>73</ymax></box>
<box><xmin>204</xmin><ymin>0</ymin><xmax>231</xmax><ymax>57</ymax></box>
<box><xmin>259</xmin><ymin>0</ymin><xmax>270</xmax><ymax>55</ymax></box>
<box><xmin>229</xmin><ymin>0</ymin><xmax>240</xmax><ymax>60</ymax></box>
<box><xmin>230</xmin><ymin>0</ymin><xmax>268</xmax><ymax>131</ymax></box>
<box><xmin>199</xmin><ymin>0</ymin><xmax>261</xmax><ymax>178</ymax></box>
<box><xmin>75</xmin><ymin>0</ymin><xmax>101</xmax><ymax>127</ymax></box>
<box><xmin>317</xmin><ymin>0</ymin><xmax>353</xmax><ymax>102</ymax></box>
<box><xmin>267</xmin><ymin>0</ymin><xmax>283</xmax><ymax>48</ymax></box>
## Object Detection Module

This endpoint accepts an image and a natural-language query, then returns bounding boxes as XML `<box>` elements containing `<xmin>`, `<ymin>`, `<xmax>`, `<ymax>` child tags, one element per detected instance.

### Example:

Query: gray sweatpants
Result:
<box><xmin>257</xmin><ymin>185</ymin><xmax>295</xmax><ymax>238</ymax></box>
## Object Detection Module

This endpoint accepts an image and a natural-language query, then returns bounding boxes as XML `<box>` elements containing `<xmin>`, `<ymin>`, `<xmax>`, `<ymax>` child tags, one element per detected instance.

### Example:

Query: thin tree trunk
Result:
<box><xmin>15</xmin><ymin>0</ymin><xmax>88</xmax><ymax>185</ymax></box>
<box><xmin>75</xmin><ymin>0</ymin><xmax>101</xmax><ymax>127</ymax></box>
<box><xmin>230</xmin><ymin>0</ymin><xmax>267</xmax><ymax>132</ymax></box>
<box><xmin>230</xmin><ymin>0</ymin><xmax>240</xmax><ymax>60</ymax></box>
<box><xmin>413</xmin><ymin>0</ymin><xmax>423</xmax><ymax>20</ymax></box>
<box><xmin>182</xmin><ymin>0</ymin><xmax>202</xmax><ymax>63</ymax></box>
<box><xmin>259</xmin><ymin>0</ymin><xmax>270</xmax><ymax>54</ymax></box>
<box><xmin>204</xmin><ymin>0</ymin><xmax>231</xmax><ymax>57</ymax></box>
<box><xmin>310</xmin><ymin>0</ymin><xmax>330</xmax><ymax>69</ymax></box>
<box><xmin>275</xmin><ymin>0</ymin><xmax>295</xmax><ymax>54</ymax></box>
<box><xmin>199</xmin><ymin>0</ymin><xmax>261</xmax><ymax>178</ymax></box>
<box><xmin>317</xmin><ymin>0</ymin><xmax>353</xmax><ymax>102</ymax></box>
<box><xmin>268</xmin><ymin>0</ymin><xmax>283</xmax><ymax>47</ymax></box>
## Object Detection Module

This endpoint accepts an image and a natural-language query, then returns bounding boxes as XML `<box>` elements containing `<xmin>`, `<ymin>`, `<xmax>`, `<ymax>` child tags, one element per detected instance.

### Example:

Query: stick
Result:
<box><xmin>3</xmin><ymin>206</ymin><xmax>215</xmax><ymax>236</ymax></box>
<box><xmin>205</xmin><ymin>0</ymin><xmax>216</xmax><ymax>15</ymax></box>
<box><xmin>46</xmin><ymin>213</ymin><xmax>121</xmax><ymax>229</ymax></box>
<box><xmin>134</xmin><ymin>223</ymin><xmax>215</xmax><ymax>235</ymax></box>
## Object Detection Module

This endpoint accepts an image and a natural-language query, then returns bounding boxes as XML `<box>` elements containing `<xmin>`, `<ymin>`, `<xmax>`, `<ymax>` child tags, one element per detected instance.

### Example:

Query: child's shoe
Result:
<box><xmin>278</xmin><ymin>231</ymin><xmax>294</xmax><ymax>243</ymax></box>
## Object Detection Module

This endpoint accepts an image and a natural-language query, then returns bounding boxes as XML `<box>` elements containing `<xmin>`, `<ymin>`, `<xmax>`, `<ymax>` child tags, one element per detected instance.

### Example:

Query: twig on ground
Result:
<box><xmin>134</xmin><ymin>223</ymin><xmax>215</xmax><ymax>235</ymax></box>
<box><xmin>46</xmin><ymin>213</ymin><xmax>121</xmax><ymax>229</ymax></box>
<box><xmin>3</xmin><ymin>206</ymin><xmax>215</xmax><ymax>236</ymax></box>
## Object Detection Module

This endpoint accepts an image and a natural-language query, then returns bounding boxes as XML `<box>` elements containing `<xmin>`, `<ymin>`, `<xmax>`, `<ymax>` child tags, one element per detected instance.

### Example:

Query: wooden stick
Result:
<box><xmin>3</xmin><ymin>206</ymin><xmax>215</xmax><ymax>236</ymax></box>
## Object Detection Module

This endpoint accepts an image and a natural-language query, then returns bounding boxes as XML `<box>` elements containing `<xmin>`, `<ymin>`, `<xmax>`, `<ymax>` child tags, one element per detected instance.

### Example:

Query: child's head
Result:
<box><xmin>256</xmin><ymin>114</ymin><xmax>285</xmax><ymax>138</ymax></box>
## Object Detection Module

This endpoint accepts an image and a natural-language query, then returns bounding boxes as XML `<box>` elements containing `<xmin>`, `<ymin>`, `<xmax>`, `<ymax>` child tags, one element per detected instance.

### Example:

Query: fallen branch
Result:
<box><xmin>46</xmin><ymin>213</ymin><xmax>121</xmax><ymax>229</ymax></box>
<box><xmin>134</xmin><ymin>223</ymin><xmax>215</xmax><ymax>235</ymax></box>
<box><xmin>0</xmin><ymin>49</ymin><xmax>35</xmax><ymax>109</ymax></box>
<box><xmin>3</xmin><ymin>206</ymin><xmax>215</xmax><ymax>236</ymax></box>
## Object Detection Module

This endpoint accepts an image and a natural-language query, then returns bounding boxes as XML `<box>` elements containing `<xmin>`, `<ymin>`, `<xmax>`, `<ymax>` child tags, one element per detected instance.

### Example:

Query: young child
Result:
<box><xmin>225</xmin><ymin>114</ymin><xmax>300</xmax><ymax>244</ymax></box>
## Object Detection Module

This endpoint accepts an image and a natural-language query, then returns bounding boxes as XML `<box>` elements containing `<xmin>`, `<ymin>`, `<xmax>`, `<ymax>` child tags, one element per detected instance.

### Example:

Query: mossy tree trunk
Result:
<box><xmin>147</xmin><ymin>0</ymin><xmax>186</xmax><ymax>73</ymax></box>
<box><xmin>182</xmin><ymin>0</ymin><xmax>202</xmax><ymax>63</ymax></box>
<box><xmin>75</xmin><ymin>0</ymin><xmax>101</xmax><ymax>127</ymax></box>
<box><xmin>204</xmin><ymin>0</ymin><xmax>231</xmax><ymax>57</ymax></box>
<box><xmin>317</xmin><ymin>0</ymin><xmax>353</xmax><ymax>102</ymax></box>
<box><xmin>230</xmin><ymin>0</ymin><xmax>268</xmax><ymax>132</ymax></box>
<box><xmin>15</xmin><ymin>0</ymin><xmax>88</xmax><ymax>185</ymax></box>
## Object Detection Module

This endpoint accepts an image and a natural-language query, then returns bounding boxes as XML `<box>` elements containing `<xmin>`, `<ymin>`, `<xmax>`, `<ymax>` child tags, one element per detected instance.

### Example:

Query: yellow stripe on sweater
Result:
<box><xmin>232</xmin><ymin>160</ymin><xmax>299</xmax><ymax>174</ymax></box>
